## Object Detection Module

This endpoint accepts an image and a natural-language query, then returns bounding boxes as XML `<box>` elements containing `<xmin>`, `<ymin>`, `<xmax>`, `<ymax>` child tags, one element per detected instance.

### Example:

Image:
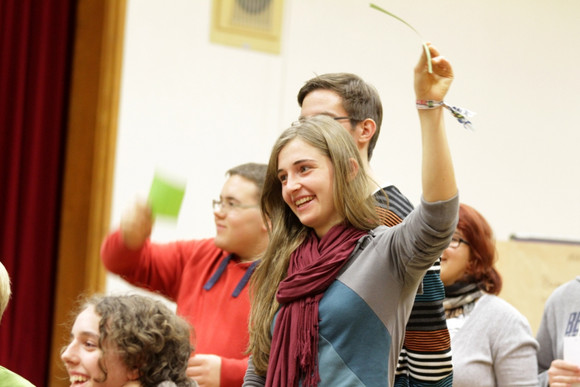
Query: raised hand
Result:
<box><xmin>414</xmin><ymin>42</ymin><xmax>454</xmax><ymax>102</ymax></box>
<box><xmin>120</xmin><ymin>199</ymin><xmax>153</xmax><ymax>250</ymax></box>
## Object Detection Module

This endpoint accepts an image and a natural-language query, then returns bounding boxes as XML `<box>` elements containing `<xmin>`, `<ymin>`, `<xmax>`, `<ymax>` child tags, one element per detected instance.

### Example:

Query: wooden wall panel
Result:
<box><xmin>496</xmin><ymin>240</ymin><xmax>580</xmax><ymax>335</ymax></box>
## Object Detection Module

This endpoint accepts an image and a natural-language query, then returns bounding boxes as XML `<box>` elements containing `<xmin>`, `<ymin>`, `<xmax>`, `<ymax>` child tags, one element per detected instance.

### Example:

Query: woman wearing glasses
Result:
<box><xmin>441</xmin><ymin>203</ymin><xmax>539</xmax><ymax>386</ymax></box>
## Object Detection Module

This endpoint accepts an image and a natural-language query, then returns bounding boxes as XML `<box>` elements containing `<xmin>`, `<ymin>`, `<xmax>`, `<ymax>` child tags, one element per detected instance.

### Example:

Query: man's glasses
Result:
<box><xmin>291</xmin><ymin>116</ymin><xmax>358</xmax><ymax>127</ymax></box>
<box><xmin>449</xmin><ymin>237</ymin><xmax>470</xmax><ymax>249</ymax></box>
<box><xmin>212</xmin><ymin>199</ymin><xmax>259</xmax><ymax>213</ymax></box>
<box><xmin>332</xmin><ymin>116</ymin><xmax>353</xmax><ymax>122</ymax></box>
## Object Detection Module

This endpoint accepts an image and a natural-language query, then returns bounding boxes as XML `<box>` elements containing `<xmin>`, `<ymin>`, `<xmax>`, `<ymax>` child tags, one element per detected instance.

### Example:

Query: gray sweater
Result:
<box><xmin>244</xmin><ymin>195</ymin><xmax>458</xmax><ymax>386</ymax></box>
<box><xmin>537</xmin><ymin>276</ymin><xmax>580</xmax><ymax>386</ymax></box>
<box><xmin>450</xmin><ymin>294</ymin><xmax>539</xmax><ymax>386</ymax></box>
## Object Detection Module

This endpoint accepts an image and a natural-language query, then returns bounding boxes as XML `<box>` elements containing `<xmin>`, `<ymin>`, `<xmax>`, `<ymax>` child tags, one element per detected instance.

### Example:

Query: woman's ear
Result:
<box><xmin>348</xmin><ymin>158</ymin><xmax>360</xmax><ymax>182</ymax></box>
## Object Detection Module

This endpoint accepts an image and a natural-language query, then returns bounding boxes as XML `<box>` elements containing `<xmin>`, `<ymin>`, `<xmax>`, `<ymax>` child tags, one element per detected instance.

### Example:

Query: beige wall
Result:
<box><xmin>106</xmin><ymin>0</ymin><xmax>580</xmax><ymax>325</ymax></box>
<box><xmin>110</xmin><ymin>0</ymin><xmax>580</xmax><ymax>247</ymax></box>
<box><xmin>497</xmin><ymin>240</ymin><xmax>580</xmax><ymax>334</ymax></box>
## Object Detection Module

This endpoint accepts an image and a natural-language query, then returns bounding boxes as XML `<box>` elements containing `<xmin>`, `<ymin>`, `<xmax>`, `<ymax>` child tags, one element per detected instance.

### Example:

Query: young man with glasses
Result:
<box><xmin>101</xmin><ymin>162</ymin><xmax>268</xmax><ymax>387</ymax></box>
<box><xmin>296</xmin><ymin>73</ymin><xmax>453</xmax><ymax>386</ymax></box>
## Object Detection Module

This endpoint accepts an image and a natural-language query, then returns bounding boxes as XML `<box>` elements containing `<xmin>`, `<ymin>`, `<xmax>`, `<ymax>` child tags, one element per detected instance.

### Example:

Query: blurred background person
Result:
<box><xmin>101</xmin><ymin>163</ymin><xmax>269</xmax><ymax>386</ymax></box>
<box><xmin>537</xmin><ymin>276</ymin><xmax>580</xmax><ymax>386</ymax></box>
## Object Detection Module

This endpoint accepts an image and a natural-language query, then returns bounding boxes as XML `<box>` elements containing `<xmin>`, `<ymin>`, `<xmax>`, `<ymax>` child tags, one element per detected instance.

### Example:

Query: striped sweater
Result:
<box><xmin>374</xmin><ymin>185</ymin><xmax>453</xmax><ymax>386</ymax></box>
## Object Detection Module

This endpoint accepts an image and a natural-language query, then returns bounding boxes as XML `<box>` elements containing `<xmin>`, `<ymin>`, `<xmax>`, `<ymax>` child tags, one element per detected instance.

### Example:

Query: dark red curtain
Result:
<box><xmin>0</xmin><ymin>0</ymin><xmax>77</xmax><ymax>385</ymax></box>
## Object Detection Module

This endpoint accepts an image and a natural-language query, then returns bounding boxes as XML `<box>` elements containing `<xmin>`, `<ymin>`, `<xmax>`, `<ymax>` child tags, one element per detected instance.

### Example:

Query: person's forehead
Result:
<box><xmin>277</xmin><ymin>138</ymin><xmax>321</xmax><ymax>169</ymax></box>
<box><xmin>300</xmin><ymin>89</ymin><xmax>346</xmax><ymax>118</ymax></box>
<box><xmin>72</xmin><ymin>305</ymin><xmax>100</xmax><ymax>336</ymax></box>
<box><xmin>220</xmin><ymin>175</ymin><xmax>259</xmax><ymax>200</ymax></box>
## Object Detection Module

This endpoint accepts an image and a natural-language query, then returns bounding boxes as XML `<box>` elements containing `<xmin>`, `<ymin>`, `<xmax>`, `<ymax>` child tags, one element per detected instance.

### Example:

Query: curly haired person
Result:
<box><xmin>61</xmin><ymin>294</ymin><xmax>196</xmax><ymax>387</ymax></box>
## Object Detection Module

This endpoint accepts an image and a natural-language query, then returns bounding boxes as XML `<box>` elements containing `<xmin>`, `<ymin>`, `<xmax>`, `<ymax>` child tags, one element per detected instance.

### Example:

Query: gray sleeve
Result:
<box><xmin>536</xmin><ymin>299</ymin><xmax>556</xmax><ymax>387</ymax></box>
<box><xmin>493</xmin><ymin>308</ymin><xmax>539</xmax><ymax>386</ymax></box>
<box><xmin>536</xmin><ymin>281</ymin><xmax>576</xmax><ymax>387</ymax></box>
<box><xmin>387</xmin><ymin>194</ymin><xmax>459</xmax><ymax>284</ymax></box>
<box><xmin>242</xmin><ymin>356</ymin><xmax>266</xmax><ymax>387</ymax></box>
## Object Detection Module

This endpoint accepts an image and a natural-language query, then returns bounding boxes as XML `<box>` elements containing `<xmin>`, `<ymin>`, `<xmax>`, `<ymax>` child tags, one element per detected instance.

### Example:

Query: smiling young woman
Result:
<box><xmin>244</xmin><ymin>43</ymin><xmax>459</xmax><ymax>387</ymax></box>
<box><xmin>62</xmin><ymin>294</ymin><xmax>196</xmax><ymax>387</ymax></box>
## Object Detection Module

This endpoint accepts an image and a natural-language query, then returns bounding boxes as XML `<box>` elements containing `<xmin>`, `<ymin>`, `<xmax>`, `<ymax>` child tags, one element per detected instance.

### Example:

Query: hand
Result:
<box><xmin>187</xmin><ymin>354</ymin><xmax>221</xmax><ymax>387</ymax></box>
<box><xmin>120</xmin><ymin>199</ymin><xmax>153</xmax><ymax>250</ymax></box>
<box><xmin>414</xmin><ymin>42</ymin><xmax>454</xmax><ymax>102</ymax></box>
<box><xmin>548</xmin><ymin>359</ymin><xmax>580</xmax><ymax>386</ymax></box>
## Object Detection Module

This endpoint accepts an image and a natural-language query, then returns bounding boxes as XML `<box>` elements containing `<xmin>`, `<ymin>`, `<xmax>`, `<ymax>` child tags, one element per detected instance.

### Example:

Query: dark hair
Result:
<box><xmin>457</xmin><ymin>203</ymin><xmax>502</xmax><ymax>295</ymax></box>
<box><xmin>297</xmin><ymin>73</ymin><xmax>383</xmax><ymax>160</ymax></box>
<box><xmin>226</xmin><ymin>162</ymin><xmax>268</xmax><ymax>200</ymax></box>
<box><xmin>67</xmin><ymin>294</ymin><xmax>195</xmax><ymax>387</ymax></box>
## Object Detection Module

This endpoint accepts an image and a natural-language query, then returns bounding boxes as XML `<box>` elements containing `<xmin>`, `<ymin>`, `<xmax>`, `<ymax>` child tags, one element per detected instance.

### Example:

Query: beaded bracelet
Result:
<box><xmin>416</xmin><ymin>100</ymin><xmax>475</xmax><ymax>131</ymax></box>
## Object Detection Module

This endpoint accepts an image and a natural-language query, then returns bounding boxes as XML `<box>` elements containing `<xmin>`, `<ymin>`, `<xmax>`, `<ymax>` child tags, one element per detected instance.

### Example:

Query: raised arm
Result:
<box><xmin>101</xmin><ymin>199</ymin><xmax>155</xmax><ymax>275</ymax></box>
<box><xmin>120</xmin><ymin>199</ymin><xmax>154</xmax><ymax>249</ymax></box>
<box><xmin>415</xmin><ymin>43</ymin><xmax>457</xmax><ymax>203</ymax></box>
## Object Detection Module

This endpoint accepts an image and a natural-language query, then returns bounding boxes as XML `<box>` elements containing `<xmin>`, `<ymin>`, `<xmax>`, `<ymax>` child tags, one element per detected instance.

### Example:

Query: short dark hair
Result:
<box><xmin>297</xmin><ymin>73</ymin><xmax>383</xmax><ymax>160</ymax></box>
<box><xmin>226</xmin><ymin>162</ymin><xmax>268</xmax><ymax>200</ymax></box>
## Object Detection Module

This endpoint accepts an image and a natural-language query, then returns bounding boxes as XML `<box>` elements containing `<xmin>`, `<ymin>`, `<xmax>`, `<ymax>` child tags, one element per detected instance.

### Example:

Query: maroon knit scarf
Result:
<box><xmin>265</xmin><ymin>224</ymin><xmax>367</xmax><ymax>387</ymax></box>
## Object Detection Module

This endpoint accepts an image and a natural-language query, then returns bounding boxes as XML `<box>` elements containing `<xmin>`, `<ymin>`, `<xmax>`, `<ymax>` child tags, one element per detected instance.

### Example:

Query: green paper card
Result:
<box><xmin>148</xmin><ymin>173</ymin><xmax>186</xmax><ymax>218</ymax></box>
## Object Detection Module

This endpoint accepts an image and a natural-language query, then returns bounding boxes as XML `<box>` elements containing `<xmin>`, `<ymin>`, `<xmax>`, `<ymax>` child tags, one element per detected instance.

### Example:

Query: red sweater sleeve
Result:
<box><xmin>100</xmin><ymin>229</ymin><xmax>190</xmax><ymax>299</ymax></box>
<box><xmin>101</xmin><ymin>229</ymin><xmax>144</xmax><ymax>275</ymax></box>
<box><xmin>221</xmin><ymin>356</ymin><xmax>249</xmax><ymax>387</ymax></box>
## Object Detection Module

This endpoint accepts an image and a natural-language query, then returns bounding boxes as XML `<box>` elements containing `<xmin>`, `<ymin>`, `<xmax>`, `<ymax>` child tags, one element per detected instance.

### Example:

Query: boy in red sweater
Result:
<box><xmin>101</xmin><ymin>163</ymin><xmax>268</xmax><ymax>387</ymax></box>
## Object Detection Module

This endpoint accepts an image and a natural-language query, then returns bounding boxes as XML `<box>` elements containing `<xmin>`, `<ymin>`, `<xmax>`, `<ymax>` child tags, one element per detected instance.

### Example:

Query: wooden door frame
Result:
<box><xmin>49</xmin><ymin>1</ymin><xmax>126</xmax><ymax>385</ymax></box>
